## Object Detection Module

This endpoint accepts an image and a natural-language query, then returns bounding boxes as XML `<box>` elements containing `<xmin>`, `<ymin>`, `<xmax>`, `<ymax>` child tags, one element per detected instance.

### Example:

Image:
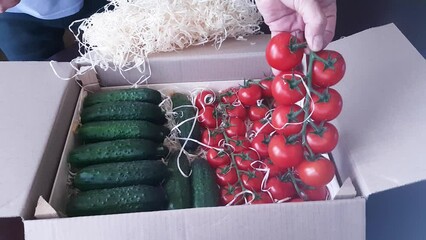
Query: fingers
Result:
<box><xmin>292</xmin><ymin>0</ymin><xmax>327</xmax><ymax>51</ymax></box>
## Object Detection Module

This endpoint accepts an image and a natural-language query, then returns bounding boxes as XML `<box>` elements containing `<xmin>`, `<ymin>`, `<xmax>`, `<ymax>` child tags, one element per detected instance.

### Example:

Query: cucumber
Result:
<box><xmin>83</xmin><ymin>88</ymin><xmax>162</xmax><ymax>107</ymax></box>
<box><xmin>171</xmin><ymin>93</ymin><xmax>201</xmax><ymax>152</ymax></box>
<box><xmin>66</xmin><ymin>185</ymin><xmax>167</xmax><ymax>217</ymax></box>
<box><xmin>68</xmin><ymin>139</ymin><xmax>168</xmax><ymax>168</ymax></box>
<box><xmin>80</xmin><ymin>101</ymin><xmax>167</xmax><ymax>124</ymax></box>
<box><xmin>164</xmin><ymin>152</ymin><xmax>192</xmax><ymax>210</ymax></box>
<box><xmin>74</xmin><ymin>160</ymin><xmax>168</xmax><ymax>191</ymax></box>
<box><xmin>191</xmin><ymin>158</ymin><xmax>219</xmax><ymax>208</ymax></box>
<box><xmin>77</xmin><ymin>120</ymin><xmax>170</xmax><ymax>143</ymax></box>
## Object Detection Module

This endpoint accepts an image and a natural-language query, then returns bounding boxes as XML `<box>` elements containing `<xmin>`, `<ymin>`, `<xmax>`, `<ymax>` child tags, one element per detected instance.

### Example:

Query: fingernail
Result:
<box><xmin>312</xmin><ymin>35</ymin><xmax>324</xmax><ymax>52</ymax></box>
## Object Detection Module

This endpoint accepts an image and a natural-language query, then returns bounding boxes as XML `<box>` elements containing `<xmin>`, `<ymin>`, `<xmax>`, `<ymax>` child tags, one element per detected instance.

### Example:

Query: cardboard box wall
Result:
<box><xmin>0</xmin><ymin>23</ymin><xmax>425</xmax><ymax>240</ymax></box>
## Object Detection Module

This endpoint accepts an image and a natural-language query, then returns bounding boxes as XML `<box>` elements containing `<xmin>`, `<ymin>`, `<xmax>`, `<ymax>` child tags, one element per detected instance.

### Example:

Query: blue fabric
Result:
<box><xmin>0</xmin><ymin>0</ymin><xmax>108</xmax><ymax>61</ymax></box>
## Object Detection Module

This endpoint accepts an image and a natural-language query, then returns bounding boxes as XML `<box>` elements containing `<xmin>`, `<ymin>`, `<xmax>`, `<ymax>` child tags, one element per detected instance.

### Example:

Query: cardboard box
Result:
<box><xmin>1</xmin><ymin>23</ymin><xmax>425</xmax><ymax>240</ymax></box>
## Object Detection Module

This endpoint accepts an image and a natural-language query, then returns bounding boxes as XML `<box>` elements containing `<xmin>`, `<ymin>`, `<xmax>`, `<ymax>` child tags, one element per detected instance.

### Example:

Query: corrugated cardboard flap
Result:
<box><xmin>328</xmin><ymin>23</ymin><xmax>426</xmax><ymax>197</ymax></box>
<box><xmin>25</xmin><ymin>198</ymin><xmax>365</xmax><ymax>240</ymax></box>
<box><xmin>0</xmin><ymin>62</ymin><xmax>80</xmax><ymax>219</ymax></box>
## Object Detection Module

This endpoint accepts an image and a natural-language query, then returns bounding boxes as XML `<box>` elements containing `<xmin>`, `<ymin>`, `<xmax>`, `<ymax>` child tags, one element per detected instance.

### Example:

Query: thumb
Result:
<box><xmin>293</xmin><ymin>0</ymin><xmax>327</xmax><ymax>51</ymax></box>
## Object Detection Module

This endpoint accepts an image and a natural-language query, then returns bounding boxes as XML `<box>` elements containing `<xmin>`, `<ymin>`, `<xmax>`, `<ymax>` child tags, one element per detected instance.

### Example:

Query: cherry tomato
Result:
<box><xmin>219</xmin><ymin>87</ymin><xmax>239</xmax><ymax>104</ymax></box>
<box><xmin>201</xmin><ymin>129</ymin><xmax>224</xmax><ymax>149</ymax></box>
<box><xmin>216</xmin><ymin>165</ymin><xmax>238</xmax><ymax>186</ymax></box>
<box><xmin>271</xmin><ymin>104</ymin><xmax>303</xmax><ymax>136</ymax></box>
<box><xmin>228</xmin><ymin>136</ymin><xmax>250</xmax><ymax>153</ymax></box>
<box><xmin>206</xmin><ymin>149</ymin><xmax>231</xmax><ymax>168</ymax></box>
<box><xmin>238</xmin><ymin>82</ymin><xmax>263</xmax><ymax>106</ymax></box>
<box><xmin>241</xmin><ymin>170</ymin><xmax>264</xmax><ymax>192</ymax></box>
<box><xmin>262</xmin><ymin>158</ymin><xmax>284</xmax><ymax>178</ymax></box>
<box><xmin>224</xmin><ymin>117</ymin><xmax>246</xmax><ymax>137</ymax></box>
<box><xmin>306</xmin><ymin>122</ymin><xmax>339</xmax><ymax>154</ymax></box>
<box><xmin>195</xmin><ymin>89</ymin><xmax>216</xmax><ymax>110</ymax></box>
<box><xmin>221</xmin><ymin>185</ymin><xmax>244</xmax><ymax>205</ymax></box>
<box><xmin>310</xmin><ymin>88</ymin><xmax>343</xmax><ymax>122</ymax></box>
<box><xmin>247</xmin><ymin>191</ymin><xmax>273</xmax><ymax>204</ymax></box>
<box><xmin>301</xmin><ymin>185</ymin><xmax>330</xmax><ymax>201</ymax></box>
<box><xmin>268</xmin><ymin>135</ymin><xmax>304</xmax><ymax>169</ymax></box>
<box><xmin>289</xmin><ymin>198</ymin><xmax>304</xmax><ymax>202</ymax></box>
<box><xmin>265</xmin><ymin>32</ymin><xmax>304</xmax><ymax>71</ymax></box>
<box><xmin>198</xmin><ymin>105</ymin><xmax>221</xmax><ymax>129</ymax></box>
<box><xmin>225</xmin><ymin>103</ymin><xmax>247</xmax><ymax>119</ymax></box>
<box><xmin>265</xmin><ymin>177</ymin><xmax>296</xmax><ymax>201</ymax></box>
<box><xmin>296</xmin><ymin>158</ymin><xmax>335</xmax><ymax>187</ymax></box>
<box><xmin>250</xmin><ymin>133</ymin><xmax>270</xmax><ymax>158</ymax></box>
<box><xmin>235</xmin><ymin>149</ymin><xmax>261</xmax><ymax>171</ymax></box>
<box><xmin>259</xmin><ymin>77</ymin><xmax>274</xmax><ymax>97</ymax></box>
<box><xmin>312</xmin><ymin>50</ymin><xmax>346</xmax><ymax>87</ymax></box>
<box><xmin>248</xmin><ymin>104</ymin><xmax>269</xmax><ymax>121</ymax></box>
<box><xmin>272</xmin><ymin>71</ymin><xmax>306</xmax><ymax>105</ymax></box>
<box><xmin>250</xmin><ymin>119</ymin><xmax>275</xmax><ymax>135</ymax></box>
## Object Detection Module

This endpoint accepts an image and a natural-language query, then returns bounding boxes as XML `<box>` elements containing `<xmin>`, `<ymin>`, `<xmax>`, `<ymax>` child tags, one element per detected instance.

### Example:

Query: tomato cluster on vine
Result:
<box><xmin>195</xmin><ymin>31</ymin><xmax>346</xmax><ymax>205</ymax></box>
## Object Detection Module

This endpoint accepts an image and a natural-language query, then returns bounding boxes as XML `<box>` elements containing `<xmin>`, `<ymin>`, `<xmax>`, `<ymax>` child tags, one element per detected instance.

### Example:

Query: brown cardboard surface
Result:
<box><xmin>0</xmin><ymin>62</ymin><xmax>79</xmax><ymax>219</ymax></box>
<box><xmin>94</xmin><ymin>34</ymin><xmax>271</xmax><ymax>86</ymax></box>
<box><xmin>25</xmin><ymin>198</ymin><xmax>365</xmax><ymax>240</ymax></box>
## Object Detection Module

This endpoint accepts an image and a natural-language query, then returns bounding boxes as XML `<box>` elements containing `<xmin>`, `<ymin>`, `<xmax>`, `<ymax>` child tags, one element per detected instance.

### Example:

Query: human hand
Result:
<box><xmin>256</xmin><ymin>0</ymin><xmax>336</xmax><ymax>52</ymax></box>
<box><xmin>0</xmin><ymin>0</ymin><xmax>20</xmax><ymax>13</ymax></box>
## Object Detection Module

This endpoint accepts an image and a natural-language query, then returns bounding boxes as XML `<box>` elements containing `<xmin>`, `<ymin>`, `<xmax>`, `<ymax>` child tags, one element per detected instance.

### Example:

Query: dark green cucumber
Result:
<box><xmin>77</xmin><ymin>120</ymin><xmax>170</xmax><ymax>143</ymax></box>
<box><xmin>191</xmin><ymin>158</ymin><xmax>219</xmax><ymax>208</ymax></box>
<box><xmin>66</xmin><ymin>185</ymin><xmax>167</xmax><ymax>217</ymax></box>
<box><xmin>68</xmin><ymin>139</ymin><xmax>168</xmax><ymax>168</ymax></box>
<box><xmin>83</xmin><ymin>88</ymin><xmax>162</xmax><ymax>107</ymax></box>
<box><xmin>164</xmin><ymin>152</ymin><xmax>192</xmax><ymax>210</ymax></box>
<box><xmin>74</xmin><ymin>160</ymin><xmax>168</xmax><ymax>191</ymax></box>
<box><xmin>171</xmin><ymin>93</ymin><xmax>201</xmax><ymax>152</ymax></box>
<box><xmin>80</xmin><ymin>101</ymin><xmax>167</xmax><ymax>124</ymax></box>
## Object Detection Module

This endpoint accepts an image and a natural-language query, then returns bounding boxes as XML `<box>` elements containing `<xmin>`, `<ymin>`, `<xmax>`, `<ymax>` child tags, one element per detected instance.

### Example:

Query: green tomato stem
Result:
<box><xmin>222</xmin><ymin>132</ymin><xmax>248</xmax><ymax>193</ymax></box>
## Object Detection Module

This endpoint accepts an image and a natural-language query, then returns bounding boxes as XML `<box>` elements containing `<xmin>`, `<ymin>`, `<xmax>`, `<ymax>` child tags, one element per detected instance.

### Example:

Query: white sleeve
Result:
<box><xmin>6</xmin><ymin>0</ymin><xmax>84</xmax><ymax>20</ymax></box>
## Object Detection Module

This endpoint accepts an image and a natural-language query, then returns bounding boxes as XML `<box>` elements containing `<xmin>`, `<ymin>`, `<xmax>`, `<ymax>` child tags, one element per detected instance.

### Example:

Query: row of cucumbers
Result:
<box><xmin>66</xmin><ymin>88</ymin><xmax>218</xmax><ymax>217</ymax></box>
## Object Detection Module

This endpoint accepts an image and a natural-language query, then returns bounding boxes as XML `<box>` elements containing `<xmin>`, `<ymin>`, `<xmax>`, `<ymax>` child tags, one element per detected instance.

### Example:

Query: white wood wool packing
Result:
<box><xmin>71</xmin><ymin>0</ymin><xmax>263</xmax><ymax>73</ymax></box>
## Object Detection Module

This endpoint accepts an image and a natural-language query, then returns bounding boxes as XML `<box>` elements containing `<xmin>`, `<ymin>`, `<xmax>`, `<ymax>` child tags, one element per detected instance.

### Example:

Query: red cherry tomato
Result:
<box><xmin>250</xmin><ymin>119</ymin><xmax>275</xmax><ymax>135</ymax></box>
<box><xmin>216</xmin><ymin>165</ymin><xmax>238</xmax><ymax>186</ymax></box>
<box><xmin>312</xmin><ymin>50</ymin><xmax>346</xmax><ymax>87</ymax></box>
<box><xmin>247</xmin><ymin>191</ymin><xmax>273</xmax><ymax>204</ymax></box>
<box><xmin>241</xmin><ymin>170</ymin><xmax>264</xmax><ymax>192</ymax></box>
<box><xmin>228</xmin><ymin>136</ymin><xmax>250</xmax><ymax>153</ymax></box>
<box><xmin>248</xmin><ymin>104</ymin><xmax>269</xmax><ymax>121</ymax></box>
<box><xmin>265</xmin><ymin>32</ymin><xmax>304</xmax><ymax>71</ymax></box>
<box><xmin>296</xmin><ymin>158</ymin><xmax>335</xmax><ymax>187</ymax></box>
<box><xmin>201</xmin><ymin>129</ymin><xmax>224</xmax><ymax>149</ymax></box>
<box><xmin>221</xmin><ymin>185</ymin><xmax>244</xmax><ymax>205</ymax></box>
<box><xmin>301</xmin><ymin>185</ymin><xmax>330</xmax><ymax>201</ymax></box>
<box><xmin>206</xmin><ymin>149</ymin><xmax>231</xmax><ymax>169</ymax></box>
<box><xmin>238</xmin><ymin>83</ymin><xmax>263</xmax><ymax>106</ymax></box>
<box><xmin>262</xmin><ymin>158</ymin><xmax>284</xmax><ymax>178</ymax></box>
<box><xmin>198</xmin><ymin>105</ymin><xmax>221</xmax><ymax>129</ymax></box>
<box><xmin>271</xmin><ymin>104</ymin><xmax>303</xmax><ymax>136</ymax></box>
<box><xmin>306</xmin><ymin>122</ymin><xmax>339</xmax><ymax>154</ymax></box>
<box><xmin>310</xmin><ymin>88</ymin><xmax>343</xmax><ymax>122</ymax></box>
<box><xmin>235</xmin><ymin>149</ymin><xmax>261</xmax><ymax>171</ymax></box>
<box><xmin>265</xmin><ymin>177</ymin><xmax>296</xmax><ymax>201</ymax></box>
<box><xmin>268</xmin><ymin>135</ymin><xmax>304</xmax><ymax>169</ymax></box>
<box><xmin>219</xmin><ymin>87</ymin><xmax>239</xmax><ymax>104</ymax></box>
<box><xmin>289</xmin><ymin>198</ymin><xmax>304</xmax><ymax>202</ymax></box>
<box><xmin>259</xmin><ymin>77</ymin><xmax>274</xmax><ymax>97</ymax></box>
<box><xmin>195</xmin><ymin>89</ymin><xmax>216</xmax><ymax>110</ymax></box>
<box><xmin>272</xmin><ymin>71</ymin><xmax>306</xmax><ymax>105</ymax></box>
<box><xmin>225</xmin><ymin>103</ymin><xmax>247</xmax><ymax>119</ymax></box>
<box><xmin>224</xmin><ymin>117</ymin><xmax>246</xmax><ymax>137</ymax></box>
<box><xmin>250</xmin><ymin>133</ymin><xmax>271</xmax><ymax>158</ymax></box>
